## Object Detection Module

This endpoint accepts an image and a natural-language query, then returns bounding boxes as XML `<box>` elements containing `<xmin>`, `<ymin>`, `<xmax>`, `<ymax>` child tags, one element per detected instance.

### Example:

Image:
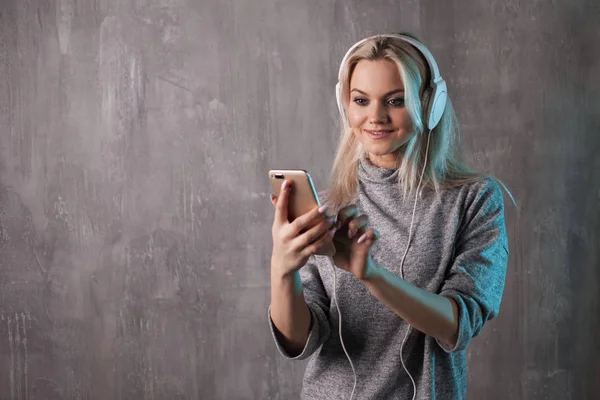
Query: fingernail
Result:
<box><xmin>357</xmin><ymin>233</ymin><xmax>367</xmax><ymax>244</ymax></box>
<box><xmin>281</xmin><ymin>180</ymin><xmax>288</xmax><ymax>191</ymax></box>
<box><xmin>318</xmin><ymin>204</ymin><xmax>330</xmax><ymax>214</ymax></box>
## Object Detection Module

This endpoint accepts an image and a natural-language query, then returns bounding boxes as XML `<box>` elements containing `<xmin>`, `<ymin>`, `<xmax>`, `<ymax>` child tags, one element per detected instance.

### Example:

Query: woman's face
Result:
<box><xmin>347</xmin><ymin>59</ymin><xmax>415</xmax><ymax>169</ymax></box>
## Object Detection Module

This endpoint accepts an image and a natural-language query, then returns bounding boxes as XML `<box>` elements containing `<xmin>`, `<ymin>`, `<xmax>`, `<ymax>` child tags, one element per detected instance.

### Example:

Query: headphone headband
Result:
<box><xmin>336</xmin><ymin>33</ymin><xmax>448</xmax><ymax>130</ymax></box>
<box><xmin>337</xmin><ymin>34</ymin><xmax>442</xmax><ymax>86</ymax></box>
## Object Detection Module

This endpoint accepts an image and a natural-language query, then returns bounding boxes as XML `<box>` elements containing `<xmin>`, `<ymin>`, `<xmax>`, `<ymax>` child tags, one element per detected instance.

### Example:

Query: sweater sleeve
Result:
<box><xmin>437</xmin><ymin>179</ymin><xmax>509</xmax><ymax>352</ymax></box>
<box><xmin>268</xmin><ymin>258</ymin><xmax>332</xmax><ymax>359</ymax></box>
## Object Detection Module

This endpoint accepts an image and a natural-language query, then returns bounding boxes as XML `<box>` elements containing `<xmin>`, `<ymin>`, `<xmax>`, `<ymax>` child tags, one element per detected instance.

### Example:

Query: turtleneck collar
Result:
<box><xmin>358</xmin><ymin>157</ymin><xmax>400</xmax><ymax>184</ymax></box>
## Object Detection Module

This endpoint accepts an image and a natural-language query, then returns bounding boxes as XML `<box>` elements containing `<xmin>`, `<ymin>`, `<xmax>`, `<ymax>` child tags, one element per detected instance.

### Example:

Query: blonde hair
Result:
<box><xmin>324</xmin><ymin>34</ymin><xmax>515</xmax><ymax>211</ymax></box>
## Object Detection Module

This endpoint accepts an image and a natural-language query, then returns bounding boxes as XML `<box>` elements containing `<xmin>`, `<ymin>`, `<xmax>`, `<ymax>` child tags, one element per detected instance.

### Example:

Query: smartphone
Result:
<box><xmin>269</xmin><ymin>169</ymin><xmax>336</xmax><ymax>256</ymax></box>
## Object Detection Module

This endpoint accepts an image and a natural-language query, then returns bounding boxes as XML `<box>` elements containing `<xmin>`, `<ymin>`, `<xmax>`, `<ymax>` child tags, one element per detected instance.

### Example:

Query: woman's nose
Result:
<box><xmin>369</xmin><ymin>102</ymin><xmax>390</xmax><ymax>124</ymax></box>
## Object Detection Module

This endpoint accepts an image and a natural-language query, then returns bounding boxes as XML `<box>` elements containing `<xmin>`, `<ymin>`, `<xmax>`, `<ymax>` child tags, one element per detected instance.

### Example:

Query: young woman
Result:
<box><xmin>268</xmin><ymin>33</ymin><xmax>511</xmax><ymax>400</ymax></box>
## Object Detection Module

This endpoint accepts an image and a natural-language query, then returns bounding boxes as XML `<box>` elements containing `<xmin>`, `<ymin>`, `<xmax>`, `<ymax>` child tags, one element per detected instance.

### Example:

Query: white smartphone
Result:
<box><xmin>269</xmin><ymin>169</ymin><xmax>335</xmax><ymax>256</ymax></box>
<box><xmin>269</xmin><ymin>169</ymin><xmax>322</xmax><ymax>220</ymax></box>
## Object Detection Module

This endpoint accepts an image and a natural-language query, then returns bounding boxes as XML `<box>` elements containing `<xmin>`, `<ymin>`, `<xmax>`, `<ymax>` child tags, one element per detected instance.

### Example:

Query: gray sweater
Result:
<box><xmin>268</xmin><ymin>158</ymin><xmax>509</xmax><ymax>399</ymax></box>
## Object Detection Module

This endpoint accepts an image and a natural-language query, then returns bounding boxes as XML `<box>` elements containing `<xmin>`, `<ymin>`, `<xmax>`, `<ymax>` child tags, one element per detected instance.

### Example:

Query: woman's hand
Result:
<box><xmin>331</xmin><ymin>204</ymin><xmax>380</xmax><ymax>280</ymax></box>
<box><xmin>270</xmin><ymin>180</ymin><xmax>337</xmax><ymax>278</ymax></box>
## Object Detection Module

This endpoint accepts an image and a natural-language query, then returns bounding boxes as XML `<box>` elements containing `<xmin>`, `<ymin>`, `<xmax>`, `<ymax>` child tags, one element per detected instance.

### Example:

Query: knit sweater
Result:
<box><xmin>268</xmin><ymin>157</ymin><xmax>509</xmax><ymax>399</ymax></box>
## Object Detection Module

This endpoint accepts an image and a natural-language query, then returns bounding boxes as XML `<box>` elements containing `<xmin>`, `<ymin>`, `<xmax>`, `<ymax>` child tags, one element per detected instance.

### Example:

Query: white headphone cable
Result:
<box><xmin>329</xmin><ymin>261</ymin><xmax>357</xmax><ymax>400</ymax></box>
<box><xmin>399</xmin><ymin>128</ymin><xmax>432</xmax><ymax>400</ymax></box>
<box><xmin>324</xmin><ymin>128</ymin><xmax>431</xmax><ymax>400</ymax></box>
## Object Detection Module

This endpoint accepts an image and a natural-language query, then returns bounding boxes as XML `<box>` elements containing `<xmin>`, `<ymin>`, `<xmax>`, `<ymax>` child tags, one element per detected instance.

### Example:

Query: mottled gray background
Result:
<box><xmin>0</xmin><ymin>0</ymin><xmax>598</xmax><ymax>399</ymax></box>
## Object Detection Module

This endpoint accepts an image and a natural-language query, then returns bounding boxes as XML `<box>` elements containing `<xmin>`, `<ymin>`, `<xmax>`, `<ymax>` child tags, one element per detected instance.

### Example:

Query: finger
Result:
<box><xmin>288</xmin><ymin>202</ymin><xmax>334</xmax><ymax>236</ymax></box>
<box><xmin>335</xmin><ymin>204</ymin><xmax>360</xmax><ymax>230</ymax></box>
<box><xmin>292</xmin><ymin>214</ymin><xmax>336</xmax><ymax>250</ymax></box>
<box><xmin>300</xmin><ymin>223</ymin><xmax>337</xmax><ymax>258</ymax></box>
<box><xmin>356</xmin><ymin>227</ymin><xmax>379</xmax><ymax>245</ymax></box>
<box><xmin>274</xmin><ymin>180</ymin><xmax>291</xmax><ymax>224</ymax></box>
<box><xmin>271</xmin><ymin>194</ymin><xmax>277</xmax><ymax>207</ymax></box>
<box><xmin>348</xmin><ymin>215</ymin><xmax>369</xmax><ymax>239</ymax></box>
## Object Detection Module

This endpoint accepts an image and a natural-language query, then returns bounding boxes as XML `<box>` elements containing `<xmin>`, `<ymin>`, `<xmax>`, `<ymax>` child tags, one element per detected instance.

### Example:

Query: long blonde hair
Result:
<box><xmin>324</xmin><ymin>33</ymin><xmax>515</xmax><ymax>210</ymax></box>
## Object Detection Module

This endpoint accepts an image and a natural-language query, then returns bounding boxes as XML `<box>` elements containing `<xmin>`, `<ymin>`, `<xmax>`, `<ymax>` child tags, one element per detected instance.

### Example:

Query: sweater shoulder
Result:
<box><xmin>443</xmin><ymin>176</ymin><xmax>504</xmax><ymax>207</ymax></box>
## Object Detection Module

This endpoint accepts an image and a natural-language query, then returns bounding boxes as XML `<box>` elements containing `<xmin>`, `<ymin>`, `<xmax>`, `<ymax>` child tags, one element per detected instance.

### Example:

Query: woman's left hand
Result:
<box><xmin>331</xmin><ymin>204</ymin><xmax>380</xmax><ymax>280</ymax></box>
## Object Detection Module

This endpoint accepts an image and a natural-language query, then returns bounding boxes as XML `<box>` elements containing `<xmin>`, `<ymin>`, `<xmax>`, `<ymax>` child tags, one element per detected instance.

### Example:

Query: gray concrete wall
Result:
<box><xmin>0</xmin><ymin>0</ymin><xmax>598</xmax><ymax>399</ymax></box>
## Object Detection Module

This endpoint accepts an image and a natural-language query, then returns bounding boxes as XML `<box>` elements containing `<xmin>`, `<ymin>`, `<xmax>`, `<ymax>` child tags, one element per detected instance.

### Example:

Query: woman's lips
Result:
<box><xmin>364</xmin><ymin>129</ymin><xmax>394</xmax><ymax>139</ymax></box>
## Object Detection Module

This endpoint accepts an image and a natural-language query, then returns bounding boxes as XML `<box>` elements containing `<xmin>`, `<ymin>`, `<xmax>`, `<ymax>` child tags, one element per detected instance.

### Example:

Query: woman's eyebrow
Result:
<box><xmin>350</xmin><ymin>88</ymin><xmax>405</xmax><ymax>96</ymax></box>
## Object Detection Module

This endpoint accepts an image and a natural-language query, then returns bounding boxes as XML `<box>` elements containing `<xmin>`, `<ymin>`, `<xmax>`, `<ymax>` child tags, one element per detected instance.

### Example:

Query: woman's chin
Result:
<box><xmin>364</xmin><ymin>145</ymin><xmax>399</xmax><ymax>158</ymax></box>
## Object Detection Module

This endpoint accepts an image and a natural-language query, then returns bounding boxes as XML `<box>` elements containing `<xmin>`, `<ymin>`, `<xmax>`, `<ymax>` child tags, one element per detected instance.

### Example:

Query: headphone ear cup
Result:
<box><xmin>421</xmin><ymin>87</ymin><xmax>432</xmax><ymax>130</ymax></box>
<box><xmin>335</xmin><ymin>82</ymin><xmax>346</xmax><ymax>122</ymax></box>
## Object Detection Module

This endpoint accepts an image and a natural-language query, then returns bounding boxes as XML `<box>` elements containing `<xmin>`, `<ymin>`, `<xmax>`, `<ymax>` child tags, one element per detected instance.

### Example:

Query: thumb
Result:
<box><xmin>274</xmin><ymin>179</ymin><xmax>290</xmax><ymax>224</ymax></box>
<box><xmin>350</xmin><ymin>228</ymin><xmax>379</xmax><ymax>279</ymax></box>
<box><xmin>356</xmin><ymin>228</ymin><xmax>379</xmax><ymax>248</ymax></box>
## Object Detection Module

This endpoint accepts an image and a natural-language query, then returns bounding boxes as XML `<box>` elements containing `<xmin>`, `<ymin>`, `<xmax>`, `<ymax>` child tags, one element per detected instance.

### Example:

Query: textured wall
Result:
<box><xmin>0</xmin><ymin>0</ymin><xmax>598</xmax><ymax>399</ymax></box>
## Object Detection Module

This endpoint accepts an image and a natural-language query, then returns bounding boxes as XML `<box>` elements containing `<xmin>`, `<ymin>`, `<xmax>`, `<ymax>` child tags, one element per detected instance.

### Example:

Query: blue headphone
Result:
<box><xmin>335</xmin><ymin>33</ymin><xmax>448</xmax><ymax>131</ymax></box>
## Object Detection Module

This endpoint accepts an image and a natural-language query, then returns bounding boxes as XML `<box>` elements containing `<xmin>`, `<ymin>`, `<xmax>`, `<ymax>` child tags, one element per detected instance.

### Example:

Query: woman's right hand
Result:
<box><xmin>270</xmin><ymin>180</ymin><xmax>337</xmax><ymax>278</ymax></box>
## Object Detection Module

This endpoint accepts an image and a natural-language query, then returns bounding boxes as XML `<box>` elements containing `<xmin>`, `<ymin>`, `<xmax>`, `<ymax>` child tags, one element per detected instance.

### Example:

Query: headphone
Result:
<box><xmin>335</xmin><ymin>33</ymin><xmax>448</xmax><ymax>131</ymax></box>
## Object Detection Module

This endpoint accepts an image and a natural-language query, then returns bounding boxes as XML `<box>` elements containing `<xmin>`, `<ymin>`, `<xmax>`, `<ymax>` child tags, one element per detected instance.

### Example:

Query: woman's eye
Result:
<box><xmin>352</xmin><ymin>98</ymin><xmax>405</xmax><ymax>107</ymax></box>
